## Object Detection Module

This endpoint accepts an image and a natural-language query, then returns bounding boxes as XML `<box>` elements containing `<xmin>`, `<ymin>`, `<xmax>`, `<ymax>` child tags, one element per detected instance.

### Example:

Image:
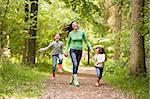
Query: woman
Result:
<box><xmin>65</xmin><ymin>21</ymin><xmax>93</xmax><ymax>87</ymax></box>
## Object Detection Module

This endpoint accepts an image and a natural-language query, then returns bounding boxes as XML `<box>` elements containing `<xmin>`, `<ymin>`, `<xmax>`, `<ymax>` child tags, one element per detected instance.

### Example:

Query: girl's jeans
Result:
<box><xmin>52</xmin><ymin>54</ymin><xmax>63</xmax><ymax>72</ymax></box>
<box><xmin>95</xmin><ymin>66</ymin><xmax>103</xmax><ymax>78</ymax></box>
<box><xmin>70</xmin><ymin>49</ymin><xmax>82</xmax><ymax>74</ymax></box>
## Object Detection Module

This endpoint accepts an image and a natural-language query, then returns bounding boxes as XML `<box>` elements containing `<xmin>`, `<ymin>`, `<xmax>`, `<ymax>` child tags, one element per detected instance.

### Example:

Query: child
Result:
<box><xmin>39</xmin><ymin>33</ymin><xmax>64</xmax><ymax>80</ymax></box>
<box><xmin>93</xmin><ymin>47</ymin><xmax>106</xmax><ymax>87</ymax></box>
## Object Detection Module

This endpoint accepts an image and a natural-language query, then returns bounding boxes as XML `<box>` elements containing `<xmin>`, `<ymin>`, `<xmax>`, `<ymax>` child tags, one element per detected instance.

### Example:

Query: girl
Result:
<box><xmin>93</xmin><ymin>47</ymin><xmax>106</xmax><ymax>87</ymax></box>
<box><xmin>64</xmin><ymin>21</ymin><xmax>93</xmax><ymax>87</ymax></box>
<box><xmin>39</xmin><ymin>33</ymin><xmax>64</xmax><ymax>80</ymax></box>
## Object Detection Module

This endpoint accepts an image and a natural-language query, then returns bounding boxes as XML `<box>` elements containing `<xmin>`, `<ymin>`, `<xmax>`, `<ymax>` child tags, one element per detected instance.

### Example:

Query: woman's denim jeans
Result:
<box><xmin>70</xmin><ymin>49</ymin><xmax>82</xmax><ymax>74</ymax></box>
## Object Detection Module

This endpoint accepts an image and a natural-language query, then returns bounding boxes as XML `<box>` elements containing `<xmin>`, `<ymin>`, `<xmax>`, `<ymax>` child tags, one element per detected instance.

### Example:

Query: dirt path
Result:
<box><xmin>40</xmin><ymin>67</ymin><xmax>133</xmax><ymax>99</ymax></box>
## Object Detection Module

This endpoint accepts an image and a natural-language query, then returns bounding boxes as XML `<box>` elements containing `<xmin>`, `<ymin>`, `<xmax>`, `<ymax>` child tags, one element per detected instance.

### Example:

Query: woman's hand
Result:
<box><xmin>64</xmin><ymin>54</ymin><xmax>68</xmax><ymax>57</ymax></box>
<box><xmin>90</xmin><ymin>47</ymin><xmax>94</xmax><ymax>53</ymax></box>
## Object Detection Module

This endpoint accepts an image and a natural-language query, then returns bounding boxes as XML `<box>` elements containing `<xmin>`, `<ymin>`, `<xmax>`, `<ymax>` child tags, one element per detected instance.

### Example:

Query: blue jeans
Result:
<box><xmin>52</xmin><ymin>54</ymin><xmax>63</xmax><ymax>72</ymax></box>
<box><xmin>70</xmin><ymin>49</ymin><xmax>82</xmax><ymax>74</ymax></box>
<box><xmin>95</xmin><ymin>66</ymin><xmax>103</xmax><ymax>78</ymax></box>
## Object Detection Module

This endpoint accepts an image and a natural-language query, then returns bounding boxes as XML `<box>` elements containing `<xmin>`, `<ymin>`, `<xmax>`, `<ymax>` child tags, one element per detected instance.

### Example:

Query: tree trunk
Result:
<box><xmin>114</xmin><ymin>5</ymin><xmax>121</xmax><ymax>60</ymax></box>
<box><xmin>27</xmin><ymin>0</ymin><xmax>38</xmax><ymax>64</ymax></box>
<box><xmin>22</xmin><ymin>0</ymin><xmax>29</xmax><ymax>64</ymax></box>
<box><xmin>103</xmin><ymin>0</ymin><xmax>121</xmax><ymax>60</ymax></box>
<box><xmin>130</xmin><ymin>0</ymin><xmax>146</xmax><ymax>76</ymax></box>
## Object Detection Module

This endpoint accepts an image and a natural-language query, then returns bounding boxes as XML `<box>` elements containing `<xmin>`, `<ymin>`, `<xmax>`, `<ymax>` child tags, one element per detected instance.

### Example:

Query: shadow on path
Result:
<box><xmin>40</xmin><ymin>67</ymin><xmax>133</xmax><ymax>99</ymax></box>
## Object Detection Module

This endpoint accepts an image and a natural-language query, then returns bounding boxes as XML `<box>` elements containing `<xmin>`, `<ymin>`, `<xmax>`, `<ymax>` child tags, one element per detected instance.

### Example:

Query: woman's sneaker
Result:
<box><xmin>73</xmin><ymin>74</ymin><xmax>80</xmax><ymax>87</ymax></box>
<box><xmin>69</xmin><ymin>75</ymin><xmax>74</xmax><ymax>84</ymax></box>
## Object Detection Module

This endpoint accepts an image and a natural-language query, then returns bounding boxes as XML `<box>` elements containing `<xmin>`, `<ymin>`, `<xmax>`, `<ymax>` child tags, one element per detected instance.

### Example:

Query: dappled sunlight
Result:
<box><xmin>0</xmin><ymin>0</ymin><xmax>149</xmax><ymax>98</ymax></box>
<box><xmin>3</xmin><ymin>96</ymin><xmax>38</xmax><ymax>99</ymax></box>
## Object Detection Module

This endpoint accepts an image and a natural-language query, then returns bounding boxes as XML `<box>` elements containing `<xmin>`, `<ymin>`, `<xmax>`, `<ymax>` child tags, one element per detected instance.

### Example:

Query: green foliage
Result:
<box><xmin>60</xmin><ymin>0</ymin><xmax>108</xmax><ymax>34</ymax></box>
<box><xmin>37</xmin><ymin>0</ymin><xmax>79</xmax><ymax>55</ymax></box>
<box><xmin>0</xmin><ymin>0</ymin><xmax>149</xmax><ymax>97</ymax></box>
<box><xmin>81</xmin><ymin>59</ymin><xmax>94</xmax><ymax>66</ymax></box>
<box><xmin>145</xmin><ymin>33</ymin><xmax>150</xmax><ymax>58</ymax></box>
<box><xmin>35</xmin><ymin>62</ymin><xmax>52</xmax><ymax>73</ymax></box>
<box><xmin>143</xmin><ymin>0</ymin><xmax>150</xmax><ymax>35</ymax></box>
<box><xmin>120</xmin><ymin>30</ymin><xmax>130</xmax><ymax>57</ymax></box>
<box><xmin>0</xmin><ymin>0</ymin><xmax>25</xmax><ymax>56</ymax></box>
<box><xmin>0</xmin><ymin>60</ymin><xmax>46</xmax><ymax>97</ymax></box>
<box><xmin>61</xmin><ymin>0</ymin><xmax>101</xmax><ymax>18</ymax></box>
<box><xmin>103</xmin><ymin>59</ymin><xmax>149</xmax><ymax>99</ymax></box>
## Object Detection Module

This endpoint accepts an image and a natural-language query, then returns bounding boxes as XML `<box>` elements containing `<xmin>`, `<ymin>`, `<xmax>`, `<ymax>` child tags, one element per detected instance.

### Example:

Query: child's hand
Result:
<box><xmin>96</xmin><ymin>62</ymin><xmax>100</xmax><ymax>65</ymax></box>
<box><xmin>96</xmin><ymin>62</ymin><xmax>102</xmax><ymax>65</ymax></box>
<box><xmin>38</xmin><ymin>49</ymin><xmax>42</xmax><ymax>53</ymax></box>
<box><xmin>90</xmin><ymin>47</ymin><xmax>94</xmax><ymax>53</ymax></box>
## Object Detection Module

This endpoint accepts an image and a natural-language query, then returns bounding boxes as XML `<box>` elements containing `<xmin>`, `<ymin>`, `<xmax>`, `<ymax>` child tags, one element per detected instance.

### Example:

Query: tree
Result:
<box><xmin>23</xmin><ymin>0</ymin><xmax>29</xmax><ymax>64</ymax></box>
<box><xmin>27</xmin><ymin>0</ymin><xmax>39</xmax><ymax>64</ymax></box>
<box><xmin>103</xmin><ymin>0</ymin><xmax>122</xmax><ymax>60</ymax></box>
<box><xmin>113</xmin><ymin>2</ymin><xmax>122</xmax><ymax>60</ymax></box>
<box><xmin>130</xmin><ymin>0</ymin><xmax>146</xmax><ymax>76</ymax></box>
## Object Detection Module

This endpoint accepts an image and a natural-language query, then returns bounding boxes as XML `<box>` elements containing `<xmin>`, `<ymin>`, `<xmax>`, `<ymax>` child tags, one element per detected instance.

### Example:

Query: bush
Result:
<box><xmin>0</xmin><ymin>60</ymin><xmax>46</xmax><ymax>97</ymax></box>
<box><xmin>35</xmin><ymin>62</ymin><xmax>52</xmax><ymax>73</ymax></box>
<box><xmin>81</xmin><ymin>59</ymin><xmax>94</xmax><ymax>66</ymax></box>
<box><xmin>103</xmin><ymin>59</ymin><xmax>149</xmax><ymax>99</ymax></box>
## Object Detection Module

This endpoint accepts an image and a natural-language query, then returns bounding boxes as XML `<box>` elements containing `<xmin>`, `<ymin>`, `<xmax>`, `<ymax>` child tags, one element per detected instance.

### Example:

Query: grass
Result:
<box><xmin>103</xmin><ymin>59</ymin><xmax>149</xmax><ymax>99</ymax></box>
<box><xmin>1</xmin><ymin>57</ymin><xmax>148</xmax><ymax>98</ymax></box>
<box><xmin>81</xmin><ymin>59</ymin><xmax>94</xmax><ymax>67</ymax></box>
<box><xmin>0</xmin><ymin>60</ymin><xmax>49</xmax><ymax>98</ymax></box>
<box><xmin>0</xmin><ymin>59</ymin><xmax>67</xmax><ymax>98</ymax></box>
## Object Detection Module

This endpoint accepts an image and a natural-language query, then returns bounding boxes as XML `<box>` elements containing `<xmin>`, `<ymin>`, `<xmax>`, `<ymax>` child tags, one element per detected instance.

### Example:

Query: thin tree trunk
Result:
<box><xmin>27</xmin><ymin>0</ymin><xmax>38</xmax><ymax>64</ymax></box>
<box><xmin>130</xmin><ymin>0</ymin><xmax>146</xmax><ymax>76</ymax></box>
<box><xmin>114</xmin><ymin>5</ymin><xmax>121</xmax><ymax>60</ymax></box>
<box><xmin>103</xmin><ymin>0</ymin><xmax>109</xmax><ymax>24</ymax></box>
<box><xmin>23</xmin><ymin>0</ymin><xmax>29</xmax><ymax>64</ymax></box>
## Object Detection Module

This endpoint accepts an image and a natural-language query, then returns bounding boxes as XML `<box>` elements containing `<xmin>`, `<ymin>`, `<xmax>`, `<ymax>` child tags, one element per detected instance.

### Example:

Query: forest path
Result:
<box><xmin>40</xmin><ymin>67</ymin><xmax>133</xmax><ymax>99</ymax></box>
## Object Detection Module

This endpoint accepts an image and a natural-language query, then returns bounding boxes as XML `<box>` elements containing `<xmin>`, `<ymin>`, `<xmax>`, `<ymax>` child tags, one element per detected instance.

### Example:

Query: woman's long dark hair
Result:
<box><xmin>63</xmin><ymin>21</ymin><xmax>75</xmax><ymax>33</ymax></box>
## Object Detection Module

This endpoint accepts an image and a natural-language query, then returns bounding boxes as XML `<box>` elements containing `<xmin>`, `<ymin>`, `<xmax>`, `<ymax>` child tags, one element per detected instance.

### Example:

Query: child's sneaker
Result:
<box><xmin>58</xmin><ymin>64</ymin><xmax>63</xmax><ymax>73</ymax></box>
<box><xmin>52</xmin><ymin>73</ymin><xmax>55</xmax><ymax>80</ymax></box>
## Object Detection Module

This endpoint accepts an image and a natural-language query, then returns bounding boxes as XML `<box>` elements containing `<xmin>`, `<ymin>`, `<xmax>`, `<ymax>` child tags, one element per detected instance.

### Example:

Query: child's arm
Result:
<box><xmin>83</xmin><ymin>32</ymin><xmax>94</xmax><ymax>53</ymax></box>
<box><xmin>39</xmin><ymin>42</ymin><xmax>53</xmax><ymax>52</ymax></box>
